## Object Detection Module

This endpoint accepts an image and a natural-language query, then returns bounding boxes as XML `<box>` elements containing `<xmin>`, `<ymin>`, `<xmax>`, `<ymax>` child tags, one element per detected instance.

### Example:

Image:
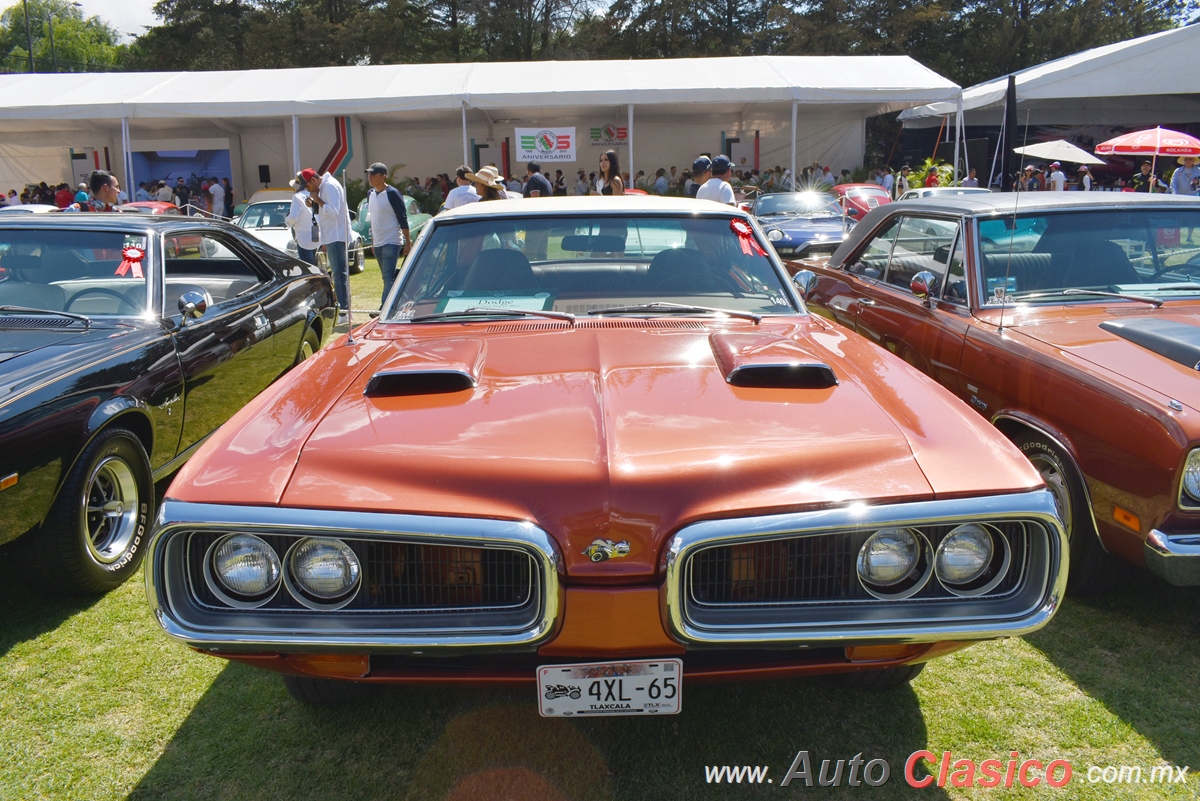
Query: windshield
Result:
<box><xmin>388</xmin><ymin>214</ymin><xmax>798</xmax><ymax>319</ymax></box>
<box><xmin>0</xmin><ymin>229</ymin><xmax>149</xmax><ymax>316</ymax></box>
<box><xmin>754</xmin><ymin>193</ymin><xmax>841</xmax><ymax>218</ymax></box>
<box><xmin>978</xmin><ymin>208</ymin><xmax>1200</xmax><ymax>303</ymax></box>
<box><xmin>239</xmin><ymin>202</ymin><xmax>291</xmax><ymax>229</ymax></box>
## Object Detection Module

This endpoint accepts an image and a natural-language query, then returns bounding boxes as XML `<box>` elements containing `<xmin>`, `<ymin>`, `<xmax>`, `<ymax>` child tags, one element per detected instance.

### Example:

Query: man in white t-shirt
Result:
<box><xmin>696</xmin><ymin>155</ymin><xmax>736</xmax><ymax>205</ymax></box>
<box><xmin>365</xmin><ymin>162</ymin><xmax>412</xmax><ymax>306</ymax></box>
<box><xmin>303</xmin><ymin>167</ymin><xmax>351</xmax><ymax>322</ymax></box>
<box><xmin>1048</xmin><ymin>162</ymin><xmax>1066</xmax><ymax>191</ymax></box>
<box><xmin>208</xmin><ymin>177</ymin><xmax>225</xmax><ymax>216</ymax></box>
<box><xmin>443</xmin><ymin>165</ymin><xmax>480</xmax><ymax>210</ymax></box>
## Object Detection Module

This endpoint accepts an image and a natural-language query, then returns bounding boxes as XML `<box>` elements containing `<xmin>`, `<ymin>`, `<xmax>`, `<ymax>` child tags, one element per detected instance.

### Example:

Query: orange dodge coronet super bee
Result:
<box><xmin>146</xmin><ymin>196</ymin><xmax>1067</xmax><ymax>714</ymax></box>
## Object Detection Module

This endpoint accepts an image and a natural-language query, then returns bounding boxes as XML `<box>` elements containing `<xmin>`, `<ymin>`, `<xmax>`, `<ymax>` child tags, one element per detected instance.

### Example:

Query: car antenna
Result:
<box><xmin>999</xmin><ymin>108</ymin><xmax>1031</xmax><ymax>334</ymax></box>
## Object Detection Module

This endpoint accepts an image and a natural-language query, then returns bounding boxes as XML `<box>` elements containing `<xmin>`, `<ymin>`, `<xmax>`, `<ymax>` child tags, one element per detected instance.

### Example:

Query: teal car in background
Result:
<box><xmin>352</xmin><ymin>194</ymin><xmax>432</xmax><ymax>250</ymax></box>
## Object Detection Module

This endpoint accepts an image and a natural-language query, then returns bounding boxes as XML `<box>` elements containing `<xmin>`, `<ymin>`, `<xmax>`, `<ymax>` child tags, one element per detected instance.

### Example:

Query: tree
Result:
<box><xmin>0</xmin><ymin>0</ymin><xmax>123</xmax><ymax>72</ymax></box>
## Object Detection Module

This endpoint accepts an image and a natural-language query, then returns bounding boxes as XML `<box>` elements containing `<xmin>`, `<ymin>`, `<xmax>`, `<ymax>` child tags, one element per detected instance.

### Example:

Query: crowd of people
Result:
<box><xmin>0</xmin><ymin>174</ymin><xmax>236</xmax><ymax>216</ymax></box>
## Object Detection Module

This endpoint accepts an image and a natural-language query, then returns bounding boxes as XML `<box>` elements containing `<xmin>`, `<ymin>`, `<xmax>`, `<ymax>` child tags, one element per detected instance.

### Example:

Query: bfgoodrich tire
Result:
<box><xmin>1014</xmin><ymin>432</ymin><xmax>1115</xmax><ymax>595</ymax></box>
<box><xmin>31</xmin><ymin>428</ymin><xmax>153</xmax><ymax>595</ymax></box>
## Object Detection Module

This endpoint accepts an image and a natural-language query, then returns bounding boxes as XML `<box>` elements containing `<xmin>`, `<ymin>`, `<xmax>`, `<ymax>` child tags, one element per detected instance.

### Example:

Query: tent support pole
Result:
<box><xmin>462</xmin><ymin>104</ymin><xmax>469</xmax><ymax>166</ymax></box>
<box><xmin>291</xmin><ymin>115</ymin><xmax>300</xmax><ymax>175</ymax></box>
<box><xmin>952</xmin><ymin>94</ymin><xmax>962</xmax><ymax>185</ymax></box>
<box><xmin>790</xmin><ymin>101</ymin><xmax>797</xmax><ymax>185</ymax></box>
<box><xmin>628</xmin><ymin>104</ymin><xmax>634</xmax><ymax>181</ymax></box>
<box><xmin>121</xmin><ymin>118</ymin><xmax>133</xmax><ymax>195</ymax></box>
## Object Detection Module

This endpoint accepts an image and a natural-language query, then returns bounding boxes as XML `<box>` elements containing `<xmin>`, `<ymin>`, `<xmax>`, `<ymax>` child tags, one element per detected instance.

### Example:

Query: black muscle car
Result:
<box><xmin>0</xmin><ymin>215</ymin><xmax>334</xmax><ymax>594</ymax></box>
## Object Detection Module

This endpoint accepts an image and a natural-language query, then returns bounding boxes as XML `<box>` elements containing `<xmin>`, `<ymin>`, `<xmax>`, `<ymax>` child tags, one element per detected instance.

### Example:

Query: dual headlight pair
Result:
<box><xmin>1182</xmin><ymin>449</ymin><xmax>1200</xmax><ymax>504</ymax></box>
<box><xmin>204</xmin><ymin>533</ymin><xmax>361</xmax><ymax>610</ymax></box>
<box><xmin>857</xmin><ymin>523</ymin><xmax>1010</xmax><ymax>599</ymax></box>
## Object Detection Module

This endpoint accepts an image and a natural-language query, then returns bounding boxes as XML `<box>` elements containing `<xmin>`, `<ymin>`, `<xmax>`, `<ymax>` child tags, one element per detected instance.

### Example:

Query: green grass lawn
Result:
<box><xmin>1</xmin><ymin>560</ymin><xmax>1197</xmax><ymax>800</ymax></box>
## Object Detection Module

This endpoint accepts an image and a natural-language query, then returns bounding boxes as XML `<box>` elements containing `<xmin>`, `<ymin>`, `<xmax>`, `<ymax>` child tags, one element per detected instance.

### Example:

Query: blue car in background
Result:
<box><xmin>750</xmin><ymin>191</ymin><xmax>849</xmax><ymax>260</ymax></box>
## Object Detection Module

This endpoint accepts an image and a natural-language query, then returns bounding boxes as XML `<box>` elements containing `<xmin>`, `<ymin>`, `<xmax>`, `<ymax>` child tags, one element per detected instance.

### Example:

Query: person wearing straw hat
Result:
<box><xmin>465</xmin><ymin>165</ymin><xmax>509</xmax><ymax>201</ymax></box>
<box><xmin>1171</xmin><ymin>155</ymin><xmax>1200</xmax><ymax>196</ymax></box>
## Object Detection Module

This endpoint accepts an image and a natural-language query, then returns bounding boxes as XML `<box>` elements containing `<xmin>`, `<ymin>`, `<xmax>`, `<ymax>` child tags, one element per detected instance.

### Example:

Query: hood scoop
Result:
<box><xmin>1099</xmin><ymin>318</ymin><xmax>1200</xmax><ymax>370</ymax></box>
<box><xmin>709</xmin><ymin>331</ymin><xmax>838</xmax><ymax>389</ymax></box>
<box><xmin>364</xmin><ymin>338</ymin><xmax>485</xmax><ymax>397</ymax></box>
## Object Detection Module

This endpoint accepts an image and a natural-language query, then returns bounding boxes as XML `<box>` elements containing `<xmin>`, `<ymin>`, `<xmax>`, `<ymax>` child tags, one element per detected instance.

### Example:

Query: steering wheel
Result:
<box><xmin>1147</xmin><ymin>250</ymin><xmax>1200</xmax><ymax>281</ymax></box>
<box><xmin>65</xmin><ymin>287</ymin><xmax>141</xmax><ymax>315</ymax></box>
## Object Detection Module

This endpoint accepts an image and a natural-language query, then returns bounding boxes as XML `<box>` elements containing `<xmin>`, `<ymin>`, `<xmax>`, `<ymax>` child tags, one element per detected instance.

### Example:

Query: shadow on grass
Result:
<box><xmin>0</xmin><ymin>540</ymin><xmax>101</xmax><ymax>659</ymax></box>
<box><xmin>127</xmin><ymin>662</ymin><xmax>947</xmax><ymax>800</ymax></box>
<box><xmin>1025</xmin><ymin>572</ymin><xmax>1200</xmax><ymax>769</ymax></box>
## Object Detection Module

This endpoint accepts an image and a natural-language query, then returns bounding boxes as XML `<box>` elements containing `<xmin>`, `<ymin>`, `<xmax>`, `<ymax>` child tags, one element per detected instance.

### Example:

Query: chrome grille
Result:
<box><xmin>187</xmin><ymin>531</ymin><xmax>535</xmax><ymax>613</ymax></box>
<box><xmin>688</xmin><ymin>521</ymin><xmax>1031</xmax><ymax>607</ymax></box>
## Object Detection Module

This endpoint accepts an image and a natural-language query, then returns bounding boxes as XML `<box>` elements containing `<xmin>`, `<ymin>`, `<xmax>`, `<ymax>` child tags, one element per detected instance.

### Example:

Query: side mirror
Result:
<box><xmin>910</xmin><ymin>270</ymin><xmax>937</xmax><ymax>302</ymax></box>
<box><xmin>847</xmin><ymin>207</ymin><xmax>859</xmax><ymax>216</ymax></box>
<box><xmin>792</xmin><ymin>269</ymin><xmax>818</xmax><ymax>300</ymax></box>
<box><xmin>178</xmin><ymin>288</ymin><xmax>212</xmax><ymax>320</ymax></box>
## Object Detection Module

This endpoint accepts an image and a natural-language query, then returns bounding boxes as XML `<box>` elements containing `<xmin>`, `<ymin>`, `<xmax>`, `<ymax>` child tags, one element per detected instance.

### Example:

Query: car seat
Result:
<box><xmin>462</xmin><ymin>249</ymin><xmax>537</xmax><ymax>291</ymax></box>
<box><xmin>1061</xmin><ymin>240</ymin><xmax>1141</xmax><ymax>288</ymax></box>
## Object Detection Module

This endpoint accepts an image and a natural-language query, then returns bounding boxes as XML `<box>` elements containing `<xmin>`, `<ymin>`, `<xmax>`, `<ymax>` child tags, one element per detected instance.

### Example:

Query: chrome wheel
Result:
<box><xmin>1029</xmin><ymin>453</ymin><xmax>1073</xmax><ymax>535</ymax></box>
<box><xmin>81</xmin><ymin>455</ymin><xmax>140</xmax><ymax>565</ymax></box>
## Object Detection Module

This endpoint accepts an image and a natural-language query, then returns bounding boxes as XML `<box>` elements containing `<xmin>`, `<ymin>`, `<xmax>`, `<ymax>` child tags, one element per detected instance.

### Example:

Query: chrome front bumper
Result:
<box><xmin>1144</xmin><ymin>529</ymin><xmax>1200</xmax><ymax>585</ymax></box>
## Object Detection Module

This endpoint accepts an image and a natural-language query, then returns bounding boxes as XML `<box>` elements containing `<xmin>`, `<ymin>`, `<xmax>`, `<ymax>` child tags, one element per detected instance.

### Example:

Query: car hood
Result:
<box><xmin>994</xmin><ymin>303</ymin><xmax>1200</xmax><ymax>412</ymax></box>
<box><xmin>0</xmin><ymin>325</ymin><xmax>136</xmax><ymax>403</ymax></box>
<box><xmin>759</xmin><ymin>217</ymin><xmax>846</xmax><ymax>241</ymax></box>
<box><xmin>171</xmin><ymin>318</ymin><xmax>1040</xmax><ymax>578</ymax></box>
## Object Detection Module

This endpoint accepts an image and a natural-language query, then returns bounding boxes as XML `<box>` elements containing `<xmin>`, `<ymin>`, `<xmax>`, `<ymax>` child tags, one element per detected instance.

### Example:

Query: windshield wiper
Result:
<box><xmin>1013</xmin><ymin>289</ymin><xmax>1164</xmax><ymax>308</ymax></box>
<box><xmin>0</xmin><ymin>305</ymin><xmax>91</xmax><ymax>326</ymax></box>
<box><xmin>408</xmin><ymin>307</ymin><xmax>576</xmax><ymax>324</ymax></box>
<box><xmin>588</xmin><ymin>302</ymin><xmax>762</xmax><ymax>323</ymax></box>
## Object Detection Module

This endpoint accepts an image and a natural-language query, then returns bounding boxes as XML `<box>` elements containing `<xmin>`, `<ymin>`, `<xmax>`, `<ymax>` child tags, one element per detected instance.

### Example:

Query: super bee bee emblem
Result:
<box><xmin>582</xmin><ymin>538</ymin><xmax>631</xmax><ymax>563</ymax></box>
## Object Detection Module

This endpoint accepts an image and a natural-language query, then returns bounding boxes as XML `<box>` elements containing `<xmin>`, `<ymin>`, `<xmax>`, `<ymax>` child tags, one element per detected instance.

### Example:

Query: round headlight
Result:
<box><xmin>1183</xmin><ymin>449</ymin><xmax>1200</xmax><ymax>502</ymax></box>
<box><xmin>935</xmin><ymin>524</ymin><xmax>993</xmax><ymax>584</ymax></box>
<box><xmin>286</xmin><ymin>537</ymin><xmax>361</xmax><ymax>603</ymax></box>
<box><xmin>858</xmin><ymin>528</ymin><xmax>920</xmax><ymax>586</ymax></box>
<box><xmin>767</xmin><ymin>228</ymin><xmax>784</xmax><ymax>241</ymax></box>
<box><xmin>209</xmin><ymin>533</ymin><xmax>281</xmax><ymax>602</ymax></box>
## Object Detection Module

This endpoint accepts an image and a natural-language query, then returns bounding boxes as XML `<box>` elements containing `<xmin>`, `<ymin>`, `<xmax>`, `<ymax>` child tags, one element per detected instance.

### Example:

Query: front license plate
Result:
<box><xmin>537</xmin><ymin>658</ymin><xmax>682</xmax><ymax>717</ymax></box>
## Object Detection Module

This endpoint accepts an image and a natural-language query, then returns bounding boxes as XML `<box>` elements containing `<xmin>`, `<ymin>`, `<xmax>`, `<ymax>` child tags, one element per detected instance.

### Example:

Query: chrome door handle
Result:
<box><xmin>857</xmin><ymin>297</ymin><xmax>876</xmax><ymax>306</ymax></box>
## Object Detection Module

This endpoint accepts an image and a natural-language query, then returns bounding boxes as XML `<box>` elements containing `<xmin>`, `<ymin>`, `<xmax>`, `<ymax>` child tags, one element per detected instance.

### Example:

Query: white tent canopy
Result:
<box><xmin>899</xmin><ymin>25</ymin><xmax>1200</xmax><ymax>128</ymax></box>
<box><xmin>0</xmin><ymin>55</ymin><xmax>960</xmax><ymax>197</ymax></box>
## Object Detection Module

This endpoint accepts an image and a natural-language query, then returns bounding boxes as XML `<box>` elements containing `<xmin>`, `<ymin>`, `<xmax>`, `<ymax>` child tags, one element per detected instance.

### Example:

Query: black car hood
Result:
<box><xmin>0</xmin><ymin>325</ymin><xmax>140</xmax><ymax>400</ymax></box>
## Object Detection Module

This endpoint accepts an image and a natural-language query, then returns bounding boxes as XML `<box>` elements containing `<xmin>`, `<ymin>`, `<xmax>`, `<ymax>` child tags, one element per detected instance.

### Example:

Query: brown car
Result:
<box><xmin>795</xmin><ymin>193</ymin><xmax>1200</xmax><ymax>591</ymax></box>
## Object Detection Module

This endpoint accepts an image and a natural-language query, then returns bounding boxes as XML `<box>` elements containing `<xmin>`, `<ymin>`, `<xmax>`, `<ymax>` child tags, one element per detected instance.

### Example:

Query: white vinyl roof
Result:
<box><xmin>899</xmin><ymin>25</ymin><xmax>1200</xmax><ymax>127</ymax></box>
<box><xmin>0</xmin><ymin>55</ymin><xmax>959</xmax><ymax>128</ymax></box>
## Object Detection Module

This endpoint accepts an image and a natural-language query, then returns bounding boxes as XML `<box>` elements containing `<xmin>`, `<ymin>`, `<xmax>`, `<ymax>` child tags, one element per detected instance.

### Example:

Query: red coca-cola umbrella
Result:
<box><xmin>1095</xmin><ymin>127</ymin><xmax>1200</xmax><ymax>191</ymax></box>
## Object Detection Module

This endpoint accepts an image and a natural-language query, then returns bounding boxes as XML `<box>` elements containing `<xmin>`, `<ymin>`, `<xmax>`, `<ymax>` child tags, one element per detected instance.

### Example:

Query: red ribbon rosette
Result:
<box><xmin>730</xmin><ymin>219</ymin><xmax>766</xmax><ymax>256</ymax></box>
<box><xmin>115</xmin><ymin>246</ymin><xmax>145</xmax><ymax>278</ymax></box>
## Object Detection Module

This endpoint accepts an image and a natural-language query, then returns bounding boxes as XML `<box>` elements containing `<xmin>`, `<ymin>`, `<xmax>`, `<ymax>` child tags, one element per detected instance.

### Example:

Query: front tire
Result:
<box><xmin>31</xmin><ymin>428</ymin><xmax>153</xmax><ymax>595</ymax></box>
<box><xmin>294</xmin><ymin>326</ymin><xmax>321</xmax><ymax>367</ymax></box>
<box><xmin>282</xmin><ymin>674</ymin><xmax>375</xmax><ymax>705</ymax></box>
<box><xmin>1014</xmin><ymin>432</ymin><xmax>1114</xmax><ymax>594</ymax></box>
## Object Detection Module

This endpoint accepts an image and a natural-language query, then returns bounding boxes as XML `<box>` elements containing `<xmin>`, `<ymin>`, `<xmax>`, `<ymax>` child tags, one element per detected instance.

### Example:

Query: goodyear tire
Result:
<box><xmin>1014</xmin><ymin>432</ymin><xmax>1115</xmax><ymax>595</ymax></box>
<box><xmin>294</xmin><ymin>326</ymin><xmax>321</xmax><ymax>367</ymax></box>
<box><xmin>31</xmin><ymin>428</ymin><xmax>153</xmax><ymax>595</ymax></box>
<box><xmin>282</xmin><ymin>674</ymin><xmax>375</xmax><ymax>705</ymax></box>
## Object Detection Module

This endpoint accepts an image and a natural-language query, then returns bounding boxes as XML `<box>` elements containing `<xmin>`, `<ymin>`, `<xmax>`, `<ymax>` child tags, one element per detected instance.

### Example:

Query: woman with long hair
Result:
<box><xmin>598</xmin><ymin>150</ymin><xmax>625</xmax><ymax>196</ymax></box>
<box><xmin>465</xmin><ymin>165</ymin><xmax>508</xmax><ymax>201</ymax></box>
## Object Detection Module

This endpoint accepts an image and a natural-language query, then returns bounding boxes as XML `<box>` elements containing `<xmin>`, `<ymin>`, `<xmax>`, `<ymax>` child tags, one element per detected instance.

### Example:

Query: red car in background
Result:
<box><xmin>833</xmin><ymin>183</ymin><xmax>891</xmax><ymax>222</ymax></box>
<box><xmin>115</xmin><ymin>201</ymin><xmax>182</xmax><ymax>215</ymax></box>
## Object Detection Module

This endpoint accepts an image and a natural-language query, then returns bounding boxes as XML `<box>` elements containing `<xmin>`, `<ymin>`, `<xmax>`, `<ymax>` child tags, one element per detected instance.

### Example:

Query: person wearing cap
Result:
<box><xmin>1131</xmin><ymin>160</ymin><xmax>1167</xmax><ymax>193</ymax></box>
<box><xmin>522</xmin><ymin>161</ymin><xmax>554</xmax><ymax>198</ymax></box>
<box><xmin>687</xmin><ymin>156</ymin><xmax>711</xmax><ymax>198</ymax></box>
<box><xmin>923</xmin><ymin>166</ymin><xmax>940</xmax><ymax>188</ymax></box>
<box><xmin>364</xmin><ymin>163</ymin><xmax>411</xmax><ymax>306</ymax></box>
<box><xmin>284</xmin><ymin>171</ymin><xmax>319</xmax><ymax>267</ymax></box>
<box><xmin>895</xmin><ymin>165</ymin><xmax>911</xmax><ymax>197</ymax></box>
<box><xmin>444</xmin><ymin>165</ymin><xmax>480</xmax><ymax>210</ymax></box>
<box><xmin>696</xmin><ymin>155</ymin><xmax>736</xmax><ymax>205</ymax></box>
<box><xmin>1015</xmin><ymin>165</ymin><xmax>1035</xmax><ymax>192</ymax></box>
<box><xmin>302</xmin><ymin>167</ymin><xmax>352</xmax><ymax>321</ymax></box>
<box><xmin>155</xmin><ymin>180</ymin><xmax>172</xmax><ymax>202</ymax></box>
<box><xmin>1047</xmin><ymin>162</ymin><xmax>1066</xmax><ymax>191</ymax></box>
<box><xmin>1077</xmin><ymin>165</ymin><xmax>1092</xmax><ymax>192</ymax></box>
